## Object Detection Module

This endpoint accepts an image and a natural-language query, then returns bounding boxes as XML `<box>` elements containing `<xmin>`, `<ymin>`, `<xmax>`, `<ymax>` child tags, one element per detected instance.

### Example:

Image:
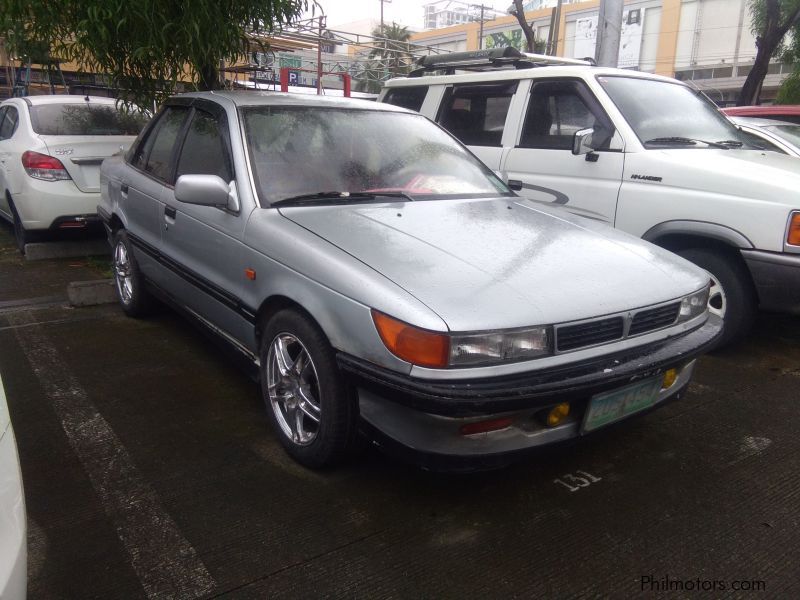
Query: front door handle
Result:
<box><xmin>165</xmin><ymin>205</ymin><xmax>177</xmax><ymax>219</ymax></box>
<box><xmin>120</xmin><ymin>183</ymin><xmax>129</xmax><ymax>197</ymax></box>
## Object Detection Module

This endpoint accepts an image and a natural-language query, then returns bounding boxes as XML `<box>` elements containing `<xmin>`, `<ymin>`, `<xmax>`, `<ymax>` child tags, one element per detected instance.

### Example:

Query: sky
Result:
<box><xmin>311</xmin><ymin>0</ymin><xmax>504</xmax><ymax>31</ymax></box>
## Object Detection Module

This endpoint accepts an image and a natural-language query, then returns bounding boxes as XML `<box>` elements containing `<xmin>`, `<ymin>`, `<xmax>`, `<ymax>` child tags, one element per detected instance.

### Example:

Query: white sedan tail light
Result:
<box><xmin>21</xmin><ymin>150</ymin><xmax>71</xmax><ymax>181</ymax></box>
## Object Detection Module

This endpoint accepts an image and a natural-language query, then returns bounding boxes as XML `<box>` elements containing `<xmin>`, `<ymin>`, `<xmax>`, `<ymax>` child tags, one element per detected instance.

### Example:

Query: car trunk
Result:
<box><xmin>39</xmin><ymin>135</ymin><xmax>130</xmax><ymax>193</ymax></box>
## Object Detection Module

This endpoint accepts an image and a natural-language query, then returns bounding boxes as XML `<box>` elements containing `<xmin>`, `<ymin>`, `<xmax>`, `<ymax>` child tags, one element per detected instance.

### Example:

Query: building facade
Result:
<box><xmin>410</xmin><ymin>0</ymin><xmax>792</xmax><ymax>105</ymax></box>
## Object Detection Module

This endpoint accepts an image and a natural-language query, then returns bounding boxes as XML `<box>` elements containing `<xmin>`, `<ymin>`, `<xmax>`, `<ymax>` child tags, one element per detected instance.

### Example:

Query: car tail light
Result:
<box><xmin>371</xmin><ymin>310</ymin><xmax>449</xmax><ymax>368</ymax></box>
<box><xmin>22</xmin><ymin>151</ymin><xmax>71</xmax><ymax>181</ymax></box>
<box><xmin>788</xmin><ymin>212</ymin><xmax>800</xmax><ymax>246</ymax></box>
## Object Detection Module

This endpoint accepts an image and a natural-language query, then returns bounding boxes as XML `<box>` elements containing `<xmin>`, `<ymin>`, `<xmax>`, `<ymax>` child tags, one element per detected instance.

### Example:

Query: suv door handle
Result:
<box><xmin>120</xmin><ymin>183</ymin><xmax>129</xmax><ymax>196</ymax></box>
<box><xmin>507</xmin><ymin>179</ymin><xmax>523</xmax><ymax>191</ymax></box>
<box><xmin>165</xmin><ymin>205</ymin><xmax>177</xmax><ymax>219</ymax></box>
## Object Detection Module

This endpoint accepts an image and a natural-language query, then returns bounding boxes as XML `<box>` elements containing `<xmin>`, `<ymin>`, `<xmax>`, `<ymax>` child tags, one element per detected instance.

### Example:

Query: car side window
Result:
<box><xmin>175</xmin><ymin>109</ymin><xmax>233</xmax><ymax>182</ymax></box>
<box><xmin>130</xmin><ymin>106</ymin><xmax>189</xmax><ymax>181</ymax></box>
<box><xmin>0</xmin><ymin>106</ymin><xmax>19</xmax><ymax>140</ymax></box>
<box><xmin>520</xmin><ymin>80</ymin><xmax>613</xmax><ymax>151</ymax></box>
<box><xmin>436</xmin><ymin>82</ymin><xmax>517</xmax><ymax>147</ymax></box>
<box><xmin>383</xmin><ymin>87</ymin><xmax>428</xmax><ymax>112</ymax></box>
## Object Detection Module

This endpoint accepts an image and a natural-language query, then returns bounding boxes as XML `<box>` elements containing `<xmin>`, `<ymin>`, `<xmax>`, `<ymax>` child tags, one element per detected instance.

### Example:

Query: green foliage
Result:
<box><xmin>777</xmin><ymin>71</ymin><xmax>800</xmax><ymax>102</ymax></box>
<box><xmin>353</xmin><ymin>22</ymin><xmax>412</xmax><ymax>91</ymax></box>
<box><xmin>484</xmin><ymin>30</ymin><xmax>546</xmax><ymax>53</ymax></box>
<box><xmin>0</xmin><ymin>0</ymin><xmax>311</xmax><ymax>108</ymax></box>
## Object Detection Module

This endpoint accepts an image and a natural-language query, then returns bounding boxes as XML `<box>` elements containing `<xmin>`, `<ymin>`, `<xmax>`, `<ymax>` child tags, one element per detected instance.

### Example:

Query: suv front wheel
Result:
<box><xmin>677</xmin><ymin>247</ymin><xmax>756</xmax><ymax>348</ymax></box>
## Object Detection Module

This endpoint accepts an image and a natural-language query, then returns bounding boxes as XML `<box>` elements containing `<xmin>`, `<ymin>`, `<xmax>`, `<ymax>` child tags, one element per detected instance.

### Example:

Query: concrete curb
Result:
<box><xmin>67</xmin><ymin>279</ymin><xmax>117</xmax><ymax>307</ymax></box>
<box><xmin>25</xmin><ymin>240</ymin><xmax>110</xmax><ymax>261</ymax></box>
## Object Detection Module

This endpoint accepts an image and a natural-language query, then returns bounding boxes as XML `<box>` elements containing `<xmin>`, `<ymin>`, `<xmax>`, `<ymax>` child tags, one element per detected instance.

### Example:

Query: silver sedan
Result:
<box><xmin>99</xmin><ymin>92</ymin><xmax>720</xmax><ymax>469</ymax></box>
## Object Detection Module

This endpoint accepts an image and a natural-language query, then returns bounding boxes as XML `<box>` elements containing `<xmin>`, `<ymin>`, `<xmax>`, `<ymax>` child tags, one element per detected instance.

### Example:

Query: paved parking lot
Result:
<box><xmin>0</xmin><ymin>224</ymin><xmax>798</xmax><ymax>598</ymax></box>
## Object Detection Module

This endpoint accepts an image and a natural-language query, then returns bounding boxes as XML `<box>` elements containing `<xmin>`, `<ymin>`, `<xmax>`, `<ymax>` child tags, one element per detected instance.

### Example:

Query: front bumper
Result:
<box><xmin>742</xmin><ymin>249</ymin><xmax>800</xmax><ymax>314</ymax></box>
<box><xmin>340</xmin><ymin>317</ymin><xmax>721</xmax><ymax>467</ymax></box>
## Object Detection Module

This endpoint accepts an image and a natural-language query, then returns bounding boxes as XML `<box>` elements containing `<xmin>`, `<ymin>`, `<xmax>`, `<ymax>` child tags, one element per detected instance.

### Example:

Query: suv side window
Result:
<box><xmin>383</xmin><ymin>87</ymin><xmax>428</xmax><ymax>112</ymax></box>
<box><xmin>436</xmin><ymin>82</ymin><xmax>517</xmax><ymax>147</ymax></box>
<box><xmin>175</xmin><ymin>109</ymin><xmax>233</xmax><ymax>182</ymax></box>
<box><xmin>520</xmin><ymin>80</ymin><xmax>613</xmax><ymax>150</ymax></box>
<box><xmin>0</xmin><ymin>106</ymin><xmax>19</xmax><ymax>140</ymax></box>
<box><xmin>130</xmin><ymin>106</ymin><xmax>189</xmax><ymax>181</ymax></box>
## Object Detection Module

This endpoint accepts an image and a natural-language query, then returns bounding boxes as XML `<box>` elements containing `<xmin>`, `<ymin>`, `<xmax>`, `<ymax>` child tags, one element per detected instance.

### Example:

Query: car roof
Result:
<box><xmin>175</xmin><ymin>90</ymin><xmax>412</xmax><ymax>113</ymax></box>
<box><xmin>383</xmin><ymin>65</ymin><xmax>680</xmax><ymax>88</ymax></box>
<box><xmin>721</xmin><ymin>105</ymin><xmax>800</xmax><ymax>117</ymax></box>
<box><xmin>20</xmin><ymin>94</ymin><xmax>121</xmax><ymax>106</ymax></box>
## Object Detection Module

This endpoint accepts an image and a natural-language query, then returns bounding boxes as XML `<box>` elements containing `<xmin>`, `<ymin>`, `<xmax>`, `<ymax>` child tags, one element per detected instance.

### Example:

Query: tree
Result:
<box><xmin>509</xmin><ymin>0</ymin><xmax>545</xmax><ymax>54</ymax></box>
<box><xmin>738</xmin><ymin>0</ymin><xmax>800</xmax><ymax>105</ymax></box>
<box><xmin>369</xmin><ymin>22</ymin><xmax>413</xmax><ymax>77</ymax></box>
<box><xmin>0</xmin><ymin>0</ymin><xmax>313</xmax><ymax>108</ymax></box>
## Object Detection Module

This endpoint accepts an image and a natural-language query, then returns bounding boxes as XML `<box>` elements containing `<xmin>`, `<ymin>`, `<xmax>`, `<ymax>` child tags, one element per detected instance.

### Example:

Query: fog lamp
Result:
<box><xmin>662</xmin><ymin>368</ymin><xmax>678</xmax><ymax>389</ymax></box>
<box><xmin>547</xmin><ymin>402</ymin><xmax>570</xmax><ymax>427</ymax></box>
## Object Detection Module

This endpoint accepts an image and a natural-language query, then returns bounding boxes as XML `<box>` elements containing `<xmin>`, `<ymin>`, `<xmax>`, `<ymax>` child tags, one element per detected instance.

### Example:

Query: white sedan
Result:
<box><xmin>0</xmin><ymin>95</ymin><xmax>146</xmax><ymax>252</ymax></box>
<box><xmin>0</xmin><ymin>373</ymin><xmax>25</xmax><ymax>599</ymax></box>
<box><xmin>730</xmin><ymin>116</ymin><xmax>800</xmax><ymax>157</ymax></box>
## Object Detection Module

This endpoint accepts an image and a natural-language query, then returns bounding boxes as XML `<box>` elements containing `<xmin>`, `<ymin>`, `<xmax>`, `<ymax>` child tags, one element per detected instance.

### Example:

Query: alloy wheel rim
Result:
<box><xmin>707</xmin><ymin>274</ymin><xmax>726</xmax><ymax>319</ymax></box>
<box><xmin>114</xmin><ymin>241</ymin><xmax>134</xmax><ymax>304</ymax></box>
<box><xmin>266</xmin><ymin>333</ymin><xmax>322</xmax><ymax>446</ymax></box>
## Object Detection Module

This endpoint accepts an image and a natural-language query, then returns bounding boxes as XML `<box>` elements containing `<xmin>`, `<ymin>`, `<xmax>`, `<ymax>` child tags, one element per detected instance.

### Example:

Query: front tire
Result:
<box><xmin>259</xmin><ymin>308</ymin><xmax>358</xmax><ymax>469</ymax></box>
<box><xmin>677</xmin><ymin>247</ymin><xmax>756</xmax><ymax>348</ymax></box>
<box><xmin>112</xmin><ymin>230</ymin><xmax>153</xmax><ymax>317</ymax></box>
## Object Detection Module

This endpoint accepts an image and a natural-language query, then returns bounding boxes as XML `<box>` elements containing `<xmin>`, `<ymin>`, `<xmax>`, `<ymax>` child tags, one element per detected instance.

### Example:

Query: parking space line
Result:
<box><xmin>9</xmin><ymin>311</ymin><xmax>217</xmax><ymax>599</ymax></box>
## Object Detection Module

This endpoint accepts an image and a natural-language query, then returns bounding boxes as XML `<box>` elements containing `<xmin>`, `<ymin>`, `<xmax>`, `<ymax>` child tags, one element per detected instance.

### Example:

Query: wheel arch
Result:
<box><xmin>642</xmin><ymin>220</ymin><xmax>754</xmax><ymax>250</ymax></box>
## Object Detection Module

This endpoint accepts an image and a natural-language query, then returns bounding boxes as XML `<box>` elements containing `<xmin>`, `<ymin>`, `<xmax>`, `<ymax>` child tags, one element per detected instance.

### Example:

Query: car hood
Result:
<box><xmin>279</xmin><ymin>198</ymin><xmax>707</xmax><ymax>331</ymax></box>
<box><xmin>628</xmin><ymin>149</ymin><xmax>800</xmax><ymax>207</ymax></box>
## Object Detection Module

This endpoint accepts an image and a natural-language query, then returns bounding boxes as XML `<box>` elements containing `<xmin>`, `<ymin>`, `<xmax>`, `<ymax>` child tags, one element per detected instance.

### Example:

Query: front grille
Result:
<box><xmin>556</xmin><ymin>317</ymin><xmax>624</xmax><ymax>352</ymax></box>
<box><xmin>629</xmin><ymin>302</ymin><xmax>680</xmax><ymax>336</ymax></box>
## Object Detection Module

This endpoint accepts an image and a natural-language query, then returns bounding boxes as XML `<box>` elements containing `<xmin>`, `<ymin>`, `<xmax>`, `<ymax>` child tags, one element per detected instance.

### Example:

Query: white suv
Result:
<box><xmin>0</xmin><ymin>95</ymin><xmax>145</xmax><ymax>252</ymax></box>
<box><xmin>380</xmin><ymin>48</ymin><xmax>800</xmax><ymax>347</ymax></box>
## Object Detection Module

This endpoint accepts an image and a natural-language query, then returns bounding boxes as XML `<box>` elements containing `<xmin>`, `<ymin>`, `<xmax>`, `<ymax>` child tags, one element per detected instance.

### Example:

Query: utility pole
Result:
<box><xmin>595</xmin><ymin>0</ymin><xmax>624</xmax><ymax>67</ymax></box>
<box><xmin>317</xmin><ymin>15</ymin><xmax>325</xmax><ymax>94</ymax></box>
<box><xmin>380</xmin><ymin>0</ymin><xmax>392</xmax><ymax>31</ymax></box>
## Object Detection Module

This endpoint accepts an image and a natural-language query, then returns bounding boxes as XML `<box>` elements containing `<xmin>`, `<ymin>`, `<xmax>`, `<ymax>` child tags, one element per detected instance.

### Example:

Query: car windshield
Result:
<box><xmin>597</xmin><ymin>76</ymin><xmax>759</xmax><ymax>149</ymax></box>
<box><xmin>241</xmin><ymin>106</ymin><xmax>511</xmax><ymax>205</ymax></box>
<box><xmin>764</xmin><ymin>123</ymin><xmax>800</xmax><ymax>148</ymax></box>
<box><xmin>31</xmin><ymin>102</ymin><xmax>147</xmax><ymax>136</ymax></box>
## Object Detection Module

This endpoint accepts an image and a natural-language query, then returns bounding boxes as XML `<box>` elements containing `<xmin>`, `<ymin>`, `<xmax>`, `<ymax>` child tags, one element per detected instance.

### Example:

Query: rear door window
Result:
<box><xmin>175</xmin><ymin>109</ymin><xmax>233</xmax><ymax>182</ymax></box>
<box><xmin>382</xmin><ymin>87</ymin><xmax>429</xmax><ymax>112</ymax></box>
<box><xmin>436</xmin><ymin>82</ymin><xmax>516</xmax><ymax>147</ymax></box>
<box><xmin>0</xmin><ymin>106</ymin><xmax>19</xmax><ymax>140</ymax></box>
<box><xmin>131</xmin><ymin>106</ymin><xmax>190</xmax><ymax>182</ymax></box>
<box><xmin>30</xmin><ymin>103</ymin><xmax>147</xmax><ymax>136</ymax></box>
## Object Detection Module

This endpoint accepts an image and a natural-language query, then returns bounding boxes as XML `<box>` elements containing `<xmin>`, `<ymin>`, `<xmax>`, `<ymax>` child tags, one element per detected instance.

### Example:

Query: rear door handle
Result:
<box><xmin>165</xmin><ymin>205</ymin><xmax>177</xmax><ymax>219</ymax></box>
<box><xmin>507</xmin><ymin>179</ymin><xmax>523</xmax><ymax>191</ymax></box>
<box><xmin>120</xmin><ymin>183</ymin><xmax>129</xmax><ymax>196</ymax></box>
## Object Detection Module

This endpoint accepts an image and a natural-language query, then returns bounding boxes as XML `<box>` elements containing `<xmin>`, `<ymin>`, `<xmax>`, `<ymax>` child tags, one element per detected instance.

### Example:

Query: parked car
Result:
<box><xmin>100</xmin><ymin>91</ymin><xmax>720</xmax><ymax>469</ymax></box>
<box><xmin>727</xmin><ymin>116</ymin><xmax>800</xmax><ymax>157</ymax></box>
<box><xmin>0</xmin><ymin>373</ymin><xmax>26</xmax><ymax>599</ymax></box>
<box><xmin>380</xmin><ymin>48</ymin><xmax>800</xmax><ymax>347</ymax></box>
<box><xmin>721</xmin><ymin>104</ymin><xmax>800</xmax><ymax>125</ymax></box>
<box><xmin>0</xmin><ymin>95</ymin><xmax>147</xmax><ymax>252</ymax></box>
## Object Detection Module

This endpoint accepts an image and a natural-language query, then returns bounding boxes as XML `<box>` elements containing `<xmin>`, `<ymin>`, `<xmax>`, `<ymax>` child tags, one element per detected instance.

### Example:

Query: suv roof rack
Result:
<box><xmin>408</xmin><ymin>47</ymin><xmax>593</xmax><ymax>77</ymax></box>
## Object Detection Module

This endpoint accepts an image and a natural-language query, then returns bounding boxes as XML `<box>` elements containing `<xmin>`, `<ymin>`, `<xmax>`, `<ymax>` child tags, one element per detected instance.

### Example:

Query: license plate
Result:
<box><xmin>582</xmin><ymin>377</ymin><xmax>662</xmax><ymax>433</ymax></box>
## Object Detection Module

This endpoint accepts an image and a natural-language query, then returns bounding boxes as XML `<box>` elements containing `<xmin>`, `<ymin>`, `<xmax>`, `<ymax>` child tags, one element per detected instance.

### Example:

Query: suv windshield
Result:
<box><xmin>242</xmin><ymin>106</ymin><xmax>511</xmax><ymax>205</ymax></box>
<box><xmin>597</xmin><ymin>76</ymin><xmax>758</xmax><ymax>149</ymax></box>
<box><xmin>31</xmin><ymin>103</ymin><xmax>147</xmax><ymax>136</ymax></box>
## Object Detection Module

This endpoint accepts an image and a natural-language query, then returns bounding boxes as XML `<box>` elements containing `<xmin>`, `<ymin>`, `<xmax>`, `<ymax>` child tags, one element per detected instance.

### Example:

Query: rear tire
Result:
<box><xmin>259</xmin><ymin>308</ymin><xmax>358</xmax><ymax>469</ymax></box>
<box><xmin>677</xmin><ymin>247</ymin><xmax>756</xmax><ymax>348</ymax></box>
<box><xmin>9</xmin><ymin>201</ymin><xmax>30</xmax><ymax>254</ymax></box>
<box><xmin>112</xmin><ymin>230</ymin><xmax>153</xmax><ymax>317</ymax></box>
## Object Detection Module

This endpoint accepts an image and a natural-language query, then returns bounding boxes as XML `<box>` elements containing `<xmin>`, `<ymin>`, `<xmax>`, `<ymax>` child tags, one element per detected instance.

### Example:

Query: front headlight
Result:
<box><xmin>450</xmin><ymin>327</ymin><xmax>550</xmax><ymax>366</ymax></box>
<box><xmin>372</xmin><ymin>310</ymin><xmax>551</xmax><ymax>368</ymax></box>
<box><xmin>677</xmin><ymin>285</ymin><xmax>710</xmax><ymax>323</ymax></box>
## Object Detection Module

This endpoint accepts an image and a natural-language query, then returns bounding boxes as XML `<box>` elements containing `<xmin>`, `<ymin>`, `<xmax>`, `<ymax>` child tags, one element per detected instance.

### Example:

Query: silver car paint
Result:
<box><xmin>100</xmin><ymin>92</ymin><xmax>710</xmax><ymax>384</ymax></box>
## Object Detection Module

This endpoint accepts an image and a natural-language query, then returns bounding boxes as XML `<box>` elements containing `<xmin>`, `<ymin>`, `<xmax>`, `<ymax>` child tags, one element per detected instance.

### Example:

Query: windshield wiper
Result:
<box><xmin>270</xmin><ymin>191</ymin><xmax>414</xmax><ymax>207</ymax></box>
<box><xmin>645</xmin><ymin>136</ymin><xmax>730</xmax><ymax>149</ymax></box>
<box><xmin>715</xmin><ymin>139</ymin><xmax>744</xmax><ymax>148</ymax></box>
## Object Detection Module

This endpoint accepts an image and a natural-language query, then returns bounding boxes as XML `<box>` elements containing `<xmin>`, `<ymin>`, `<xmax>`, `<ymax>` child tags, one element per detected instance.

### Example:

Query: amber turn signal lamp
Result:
<box><xmin>371</xmin><ymin>310</ymin><xmax>450</xmax><ymax>368</ymax></box>
<box><xmin>662</xmin><ymin>368</ymin><xmax>678</xmax><ymax>389</ymax></box>
<box><xmin>547</xmin><ymin>402</ymin><xmax>570</xmax><ymax>427</ymax></box>
<box><xmin>788</xmin><ymin>213</ymin><xmax>800</xmax><ymax>246</ymax></box>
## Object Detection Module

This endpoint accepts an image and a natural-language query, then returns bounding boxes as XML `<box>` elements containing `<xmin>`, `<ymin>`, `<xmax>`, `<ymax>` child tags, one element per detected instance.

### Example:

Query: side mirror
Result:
<box><xmin>174</xmin><ymin>174</ymin><xmax>238</xmax><ymax>211</ymax></box>
<box><xmin>572</xmin><ymin>128</ymin><xmax>595</xmax><ymax>156</ymax></box>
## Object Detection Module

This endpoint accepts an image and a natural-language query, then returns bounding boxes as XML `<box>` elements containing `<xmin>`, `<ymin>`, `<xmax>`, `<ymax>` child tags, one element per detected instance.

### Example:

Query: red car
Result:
<box><xmin>721</xmin><ymin>105</ymin><xmax>800</xmax><ymax>124</ymax></box>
